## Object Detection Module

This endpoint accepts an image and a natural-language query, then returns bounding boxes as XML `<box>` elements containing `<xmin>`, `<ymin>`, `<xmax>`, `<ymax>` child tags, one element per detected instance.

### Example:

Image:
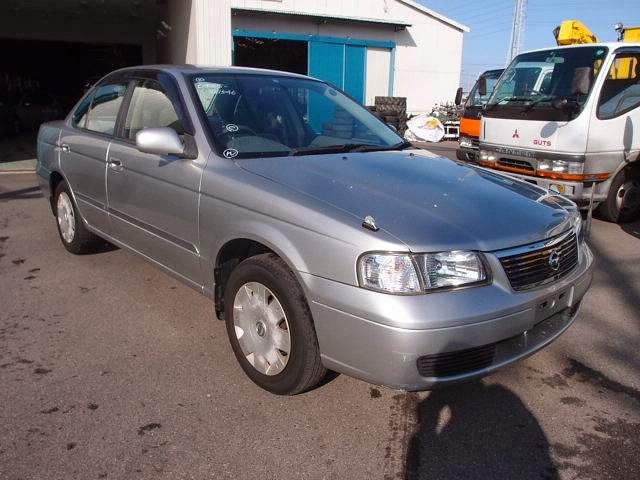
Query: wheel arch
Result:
<box><xmin>48</xmin><ymin>170</ymin><xmax>66</xmax><ymax>213</ymax></box>
<box><xmin>212</xmin><ymin>232</ymin><xmax>310</xmax><ymax>320</ymax></box>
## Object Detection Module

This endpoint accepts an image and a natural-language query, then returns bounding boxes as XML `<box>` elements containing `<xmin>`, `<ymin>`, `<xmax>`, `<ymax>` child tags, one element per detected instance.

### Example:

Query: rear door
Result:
<box><xmin>106</xmin><ymin>74</ymin><xmax>203</xmax><ymax>285</ymax></box>
<box><xmin>59</xmin><ymin>80</ymin><xmax>128</xmax><ymax>233</ymax></box>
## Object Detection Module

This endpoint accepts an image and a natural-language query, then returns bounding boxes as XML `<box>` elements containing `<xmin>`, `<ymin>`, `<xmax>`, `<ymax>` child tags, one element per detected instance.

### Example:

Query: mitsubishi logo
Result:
<box><xmin>548</xmin><ymin>249</ymin><xmax>561</xmax><ymax>271</ymax></box>
<box><xmin>512</xmin><ymin>129</ymin><xmax>520</xmax><ymax>139</ymax></box>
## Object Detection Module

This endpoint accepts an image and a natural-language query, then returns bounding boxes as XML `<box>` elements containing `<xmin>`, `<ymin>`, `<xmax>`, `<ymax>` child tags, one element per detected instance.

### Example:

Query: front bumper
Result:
<box><xmin>301</xmin><ymin>242</ymin><xmax>593</xmax><ymax>390</ymax></box>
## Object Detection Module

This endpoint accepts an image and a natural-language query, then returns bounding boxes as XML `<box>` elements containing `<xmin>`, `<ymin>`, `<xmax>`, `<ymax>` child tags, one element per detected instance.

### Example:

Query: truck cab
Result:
<box><xmin>479</xmin><ymin>43</ymin><xmax>640</xmax><ymax>222</ymax></box>
<box><xmin>456</xmin><ymin>69</ymin><xmax>503</xmax><ymax>162</ymax></box>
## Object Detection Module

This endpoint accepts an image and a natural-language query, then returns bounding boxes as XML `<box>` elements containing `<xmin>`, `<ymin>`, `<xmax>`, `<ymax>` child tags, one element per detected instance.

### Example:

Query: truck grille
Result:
<box><xmin>471</xmin><ymin>138</ymin><xmax>480</xmax><ymax>148</ymax></box>
<box><xmin>498</xmin><ymin>231</ymin><xmax>578</xmax><ymax>291</ymax></box>
<box><xmin>416</xmin><ymin>343</ymin><xmax>495</xmax><ymax>378</ymax></box>
<box><xmin>498</xmin><ymin>158</ymin><xmax>534</xmax><ymax>171</ymax></box>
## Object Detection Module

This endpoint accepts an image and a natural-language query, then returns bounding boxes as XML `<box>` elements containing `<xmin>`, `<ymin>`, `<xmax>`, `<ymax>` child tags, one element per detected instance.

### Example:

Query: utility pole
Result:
<box><xmin>507</xmin><ymin>0</ymin><xmax>528</xmax><ymax>64</ymax></box>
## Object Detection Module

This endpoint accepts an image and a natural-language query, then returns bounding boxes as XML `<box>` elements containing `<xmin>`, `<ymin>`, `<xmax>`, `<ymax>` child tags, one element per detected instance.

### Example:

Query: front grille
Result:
<box><xmin>498</xmin><ymin>158</ymin><xmax>534</xmax><ymax>171</ymax></box>
<box><xmin>499</xmin><ymin>232</ymin><xmax>578</xmax><ymax>291</ymax></box>
<box><xmin>417</xmin><ymin>343</ymin><xmax>495</xmax><ymax>378</ymax></box>
<box><xmin>471</xmin><ymin>138</ymin><xmax>480</xmax><ymax>148</ymax></box>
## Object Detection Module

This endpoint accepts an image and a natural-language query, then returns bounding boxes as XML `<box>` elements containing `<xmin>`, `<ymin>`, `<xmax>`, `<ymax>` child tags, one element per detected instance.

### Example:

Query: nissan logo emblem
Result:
<box><xmin>548</xmin><ymin>250</ymin><xmax>561</xmax><ymax>271</ymax></box>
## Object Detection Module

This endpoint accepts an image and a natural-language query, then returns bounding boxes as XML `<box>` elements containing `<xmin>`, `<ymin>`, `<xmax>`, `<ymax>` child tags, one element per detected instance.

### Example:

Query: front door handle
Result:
<box><xmin>108</xmin><ymin>157</ymin><xmax>124</xmax><ymax>172</ymax></box>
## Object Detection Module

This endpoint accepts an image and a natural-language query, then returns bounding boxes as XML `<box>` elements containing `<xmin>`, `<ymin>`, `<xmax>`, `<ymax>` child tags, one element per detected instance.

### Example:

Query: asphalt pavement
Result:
<box><xmin>1</xmin><ymin>162</ymin><xmax>639</xmax><ymax>480</ymax></box>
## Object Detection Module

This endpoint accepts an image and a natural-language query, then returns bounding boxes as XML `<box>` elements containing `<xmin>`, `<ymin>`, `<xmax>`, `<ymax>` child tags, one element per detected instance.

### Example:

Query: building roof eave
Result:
<box><xmin>396</xmin><ymin>0</ymin><xmax>470</xmax><ymax>32</ymax></box>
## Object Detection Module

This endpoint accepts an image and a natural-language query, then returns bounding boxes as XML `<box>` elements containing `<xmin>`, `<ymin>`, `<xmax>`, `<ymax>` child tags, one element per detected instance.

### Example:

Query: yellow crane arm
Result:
<box><xmin>554</xmin><ymin>20</ymin><xmax>599</xmax><ymax>45</ymax></box>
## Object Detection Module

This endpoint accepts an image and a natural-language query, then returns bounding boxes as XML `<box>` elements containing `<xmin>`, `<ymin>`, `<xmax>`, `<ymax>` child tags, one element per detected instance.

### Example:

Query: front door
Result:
<box><xmin>106</xmin><ymin>78</ymin><xmax>203</xmax><ymax>285</ymax></box>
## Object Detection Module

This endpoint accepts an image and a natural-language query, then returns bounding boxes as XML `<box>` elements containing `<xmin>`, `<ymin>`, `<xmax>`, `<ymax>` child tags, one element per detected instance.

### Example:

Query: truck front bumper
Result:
<box><xmin>487</xmin><ymin>170</ymin><xmax>609</xmax><ymax>207</ymax></box>
<box><xmin>301</xmin><ymin>242</ymin><xmax>593</xmax><ymax>390</ymax></box>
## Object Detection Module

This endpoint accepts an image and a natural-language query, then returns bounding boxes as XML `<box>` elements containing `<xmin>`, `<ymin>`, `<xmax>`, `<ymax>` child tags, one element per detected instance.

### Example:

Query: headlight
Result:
<box><xmin>358</xmin><ymin>251</ymin><xmax>488</xmax><ymax>294</ymax></box>
<box><xmin>479</xmin><ymin>150</ymin><xmax>496</xmax><ymax>163</ymax></box>
<box><xmin>415</xmin><ymin>251</ymin><xmax>487</xmax><ymax>290</ymax></box>
<box><xmin>572</xmin><ymin>212</ymin><xmax>584</xmax><ymax>243</ymax></box>
<box><xmin>459</xmin><ymin>137</ymin><xmax>473</xmax><ymax>149</ymax></box>
<box><xmin>358</xmin><ymin>253</ymin><xmax>421</xmax><ymax>294</ymax></box>
<box><xmin>537</xmin><ymin>159</ymin><xmax>583</xmax><ymax>175</ymax></box>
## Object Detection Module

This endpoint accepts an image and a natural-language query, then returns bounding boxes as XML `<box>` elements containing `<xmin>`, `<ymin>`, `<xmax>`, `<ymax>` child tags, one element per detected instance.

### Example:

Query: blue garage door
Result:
<box><xmin>308</xmin><ymin>41</ymin><xmax>366</xmax><ymax>103</ymax></box>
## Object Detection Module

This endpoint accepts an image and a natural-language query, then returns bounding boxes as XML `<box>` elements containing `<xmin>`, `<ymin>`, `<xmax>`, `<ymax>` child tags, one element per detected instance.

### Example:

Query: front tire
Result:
<box><xmin>224</xmin><ymin>254</ymin><xmax>326</xmax><ymax>395</ymax></box>
<box><xmin>54</xmin><ymin>181</ymin><xmax>103</xmax><ymax>254</ymax></box>
<box><xmin>597</xmin><ymin>168</ymin><xmax>640</xmax><ymax>223</ymax></box>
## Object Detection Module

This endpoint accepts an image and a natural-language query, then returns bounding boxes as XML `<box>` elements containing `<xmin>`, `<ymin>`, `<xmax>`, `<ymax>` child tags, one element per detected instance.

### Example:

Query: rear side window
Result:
<box><xmin>85</xmin><ymin>83</ymin><xmax>128</xmax><ymax>135</ymax></box>
<box><xmin>72</xmin><ymin>92</ymin><xmax>93</xmax><ymax>128</ymax></box>
<box><xmin>598</xmin><ymin>52</ymin><xmax>640</xmax><ymax>119</ymax></box>
<box><xmin>123</xmin><ymin>79</ymin><xmax>184</xmax><ymax>140</ymax></box>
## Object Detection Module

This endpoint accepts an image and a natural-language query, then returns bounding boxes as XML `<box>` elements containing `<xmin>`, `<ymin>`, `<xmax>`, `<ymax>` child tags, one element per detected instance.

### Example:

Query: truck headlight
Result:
<box><xmin>459</xmin><ymin>137</ymin><xmax>473</xmax><ymax>149</ymax></box>
<box><xmin>479</xmin><ymin>150</ymin><xmax>496</xmax><ymax>163</ymax></box>
<box><xmin>358</xmin><ymin>252</ymin><xmax>489</xmax><ymax>294</ymax></box>
<box><xmin>537</xmin><ymin>159</ymin><xmax>583</xmax><ymax>175</ymax></box>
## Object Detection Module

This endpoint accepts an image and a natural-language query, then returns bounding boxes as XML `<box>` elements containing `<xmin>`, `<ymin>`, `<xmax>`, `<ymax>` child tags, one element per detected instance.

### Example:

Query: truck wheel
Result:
<box><xmin>224</xmin><ymin>253</ymin><xmax>326</xmax><ymax>395</ymax></box>
<box><xmin>597</xmin><ymin>169</ymin><xmax>640</xmax><ymax>223</ymax></box>
<box><xmin>54</xmin><ymin>181</ymin><xmax>103</xmax><ymax>254</ymax></box>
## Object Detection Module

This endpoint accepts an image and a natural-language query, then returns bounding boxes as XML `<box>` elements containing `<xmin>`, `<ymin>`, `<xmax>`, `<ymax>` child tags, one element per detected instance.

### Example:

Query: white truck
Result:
<box><xmin>478</xmin><ymin>42</ymin><xmax>640</xmax><ymax>222</ymax></box>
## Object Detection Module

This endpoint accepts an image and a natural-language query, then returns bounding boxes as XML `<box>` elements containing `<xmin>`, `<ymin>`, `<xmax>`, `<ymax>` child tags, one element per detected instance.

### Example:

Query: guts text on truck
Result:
<box><xmin>37</xmin><ymin>66</ymin><xmax>592</xmax><ymax>394</ymax></box>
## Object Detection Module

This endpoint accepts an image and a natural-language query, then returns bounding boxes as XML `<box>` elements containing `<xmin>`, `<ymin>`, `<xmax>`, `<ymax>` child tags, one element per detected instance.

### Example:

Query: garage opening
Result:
<box><xmin>233</xmin><ymin>37</ymin><xmax>308</xmax><ymax>75</ymax></box>
<box><xmin>0</xmin><ymin>38</ymin><xmax>142</xmax><ymax>134</ymax></box>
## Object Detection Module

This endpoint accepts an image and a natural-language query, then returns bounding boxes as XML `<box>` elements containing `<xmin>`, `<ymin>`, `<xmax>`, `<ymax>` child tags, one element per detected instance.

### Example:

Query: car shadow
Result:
<box><xmin>620</xmin><ymin>220</ymin><xmax>640</xmax><ymax>239</ymax></box>
<box><xmin>405</xmin><ymin>381</ymin><xmax>558</xmax><ymax>480</ymax></box>
<box><xmin>0</xmin><ymin>185</ymin><xmax>42</xmax><ymax>201</ymax></box>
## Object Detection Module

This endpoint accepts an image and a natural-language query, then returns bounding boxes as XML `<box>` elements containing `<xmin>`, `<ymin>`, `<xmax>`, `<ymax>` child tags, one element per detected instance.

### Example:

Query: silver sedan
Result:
<box><xmin>36</xmin><ymin>66</ymin><xmax>593</xmax><ymax>394</ymax></box>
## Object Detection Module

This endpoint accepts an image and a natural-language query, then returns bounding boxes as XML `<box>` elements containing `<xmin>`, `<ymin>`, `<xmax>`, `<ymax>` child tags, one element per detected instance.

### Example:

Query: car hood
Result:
<box><xmin>236</xmin><ymin>150</ymin><xmax>575</xmax><ymax>252</ymax></box>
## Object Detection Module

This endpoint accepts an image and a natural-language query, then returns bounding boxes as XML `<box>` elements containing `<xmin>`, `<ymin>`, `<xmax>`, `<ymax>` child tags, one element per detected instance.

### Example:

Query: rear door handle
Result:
<box><xmin>108</xmin><ymin>157</ymin><xmax>124</xmax><ymax>172</ymax></box>
<box><xmin>61</xmin><ymin>144</ymin><xmax>70</xmax><ymax>153</ymax></box>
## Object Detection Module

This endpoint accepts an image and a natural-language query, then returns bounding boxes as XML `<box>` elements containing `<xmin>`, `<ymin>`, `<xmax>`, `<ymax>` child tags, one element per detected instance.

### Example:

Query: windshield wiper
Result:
<box><xmin>290</xmin><ymin>141</ymin><xmax>413</xmax><ymax>157</ymax></box>
<box><xmin>521</xmin><ymin>96</ymin><xmax>554</xmax><ymax>113</ymax></box>
<box><xmin>289</xmin><ymin>144</ymin><xmax>364</xmax><ymax>156</ymax></box>
<box><xmin>485</xmin><ymin>96</ymin><xmax>531</xmax><ymax>111</ymax></box>
<box><xmin>348</xmin><ymin>140</ymin><xmax>414</xmax><ymax>153</ymax></box>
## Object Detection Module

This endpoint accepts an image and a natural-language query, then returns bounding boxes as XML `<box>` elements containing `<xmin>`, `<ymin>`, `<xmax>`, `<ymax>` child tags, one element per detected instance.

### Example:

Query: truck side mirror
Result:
<box><xmin>454</xmin><ymin>87</ymin><xmax>463</xmax><ymax>106</ymax></box>
<box><xmin>478</xmin><ymin>77</ymin><xmax>487</xmax><ymax>97</ymax></box>
<box><xmin>571</xmin><ymin>67</ymin><xmax>592</xmax><ymax>96</ymax></box>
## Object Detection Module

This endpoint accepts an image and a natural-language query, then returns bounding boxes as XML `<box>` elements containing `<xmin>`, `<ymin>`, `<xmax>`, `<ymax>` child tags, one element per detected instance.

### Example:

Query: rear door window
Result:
<box><xmin>72</xmin><ymin>92</ymin><xmax>94</xmax><ymax>129</ymax></box>
<box><xmin>123</xmin><ymin>79</ymin><xmax>184</xmax><ymax>140</ymax></box>
<box><xmin>85</xmin><ymin>83</ymin><xmax>128</xmax><ymax>135</ymax></box>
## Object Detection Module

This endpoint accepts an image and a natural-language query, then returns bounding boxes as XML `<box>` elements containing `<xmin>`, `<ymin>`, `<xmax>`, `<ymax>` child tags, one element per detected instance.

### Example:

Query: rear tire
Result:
<box><xmin>53</xmin><ymin>181</ymin><xmax>103</xmax><ymax>254</ymax></box>
<box><xmin>224</xmin><ymin>253</ymin><xmax>326</xmax><ymax>395</ymax></box>
<box><xmin>597</xmin><ymin>168</ymin><xmax>640</xmax><ymax>223</ymax></box>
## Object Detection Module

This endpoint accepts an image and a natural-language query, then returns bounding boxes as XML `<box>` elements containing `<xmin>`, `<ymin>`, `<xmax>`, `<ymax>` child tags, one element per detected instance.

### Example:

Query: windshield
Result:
<box><xmin>189</xmin><ymin>74</ymin><xmax>405</xmax><ymax>158</ymax></box>
<box><xmin>486</xmin><ymin>46</ymin><xmax>608</xmax><ymax>119</ymax></box>
<box><xmin>465</xmin><ymin>70</ymin><xmax>503</xmax><ymax>108</ymax></box>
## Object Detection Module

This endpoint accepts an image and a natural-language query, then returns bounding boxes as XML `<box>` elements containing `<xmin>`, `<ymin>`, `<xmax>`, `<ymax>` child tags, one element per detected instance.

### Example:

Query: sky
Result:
<box><xmin>418</xmin><ymin>0</ymin><xmax>640</xmax><ymax>90</ymax></box>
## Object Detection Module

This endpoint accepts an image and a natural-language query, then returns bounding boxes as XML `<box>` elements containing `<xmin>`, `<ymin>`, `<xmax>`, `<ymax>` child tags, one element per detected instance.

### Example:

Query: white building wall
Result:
<box><xmin>366</xmin><ymin>48</ymin><xmax>391</xmax><ymax>105</ymax></box>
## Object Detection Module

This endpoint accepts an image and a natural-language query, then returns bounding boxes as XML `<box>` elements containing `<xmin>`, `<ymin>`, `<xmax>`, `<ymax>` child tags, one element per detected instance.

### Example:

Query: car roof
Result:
<box><xmin>111</xmin><ymin>64</ymin><xmax>314</xmax><ymax>81</ymax></box>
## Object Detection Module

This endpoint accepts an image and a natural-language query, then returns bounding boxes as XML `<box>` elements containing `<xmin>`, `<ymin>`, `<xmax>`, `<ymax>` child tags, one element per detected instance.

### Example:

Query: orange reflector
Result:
<box><xmin>477</xmin><ymin>161</ymin><xmax>610</xmax><ymax>182</ymax></box>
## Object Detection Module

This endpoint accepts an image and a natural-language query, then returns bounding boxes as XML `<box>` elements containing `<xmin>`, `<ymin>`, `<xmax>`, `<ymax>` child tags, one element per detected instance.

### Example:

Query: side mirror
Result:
<box><xmin>571</xmin><ymin>67</ymin><xmax>592</xmax><ymax>96</ymax></box>
<box><xmin>454</xmin><ymin>87</ymin><xmax>463</xmax><ymax>106</ymax></box>
<box><xmin>135</xmin><ymin>127</ymin><xmax>185</xmax><ymax>156</ymax></box>
<box><xmin>478</xmin><ymin>77</ymin><xmax>487</xmax><ymax>97</ymax></box>
<box><xmin>387</xmin><ymin>123</ymin><xmax>398</xmax><ymax>132</ymax></box>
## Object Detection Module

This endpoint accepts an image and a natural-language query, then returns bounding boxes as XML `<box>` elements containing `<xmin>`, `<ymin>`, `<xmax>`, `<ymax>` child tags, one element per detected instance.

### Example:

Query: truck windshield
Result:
<box><xmin>188</xmin><ymin>74</ymin><xmax>405</xmax><ymax>159</ymax></box>
<box><xmin>465</xmin><ymin>70</ymin><xmax>503</xmax><ymax>108</ymax></box>
<box><xmin>485</xmin><ymin>46</ymin><xmax>608</xmax><ymax>120</ymax></box>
